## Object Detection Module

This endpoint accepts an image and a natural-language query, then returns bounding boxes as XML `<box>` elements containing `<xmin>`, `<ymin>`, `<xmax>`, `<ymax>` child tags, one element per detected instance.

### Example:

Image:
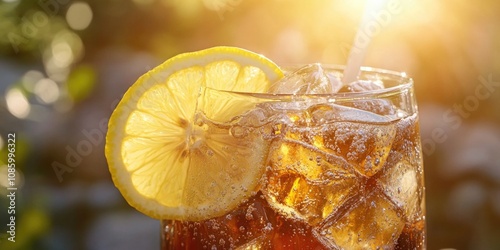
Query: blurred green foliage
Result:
<box><xmin>66</xmin><ymin>64</ymin><xmax>96</xmax><ymax>102</ymax></box>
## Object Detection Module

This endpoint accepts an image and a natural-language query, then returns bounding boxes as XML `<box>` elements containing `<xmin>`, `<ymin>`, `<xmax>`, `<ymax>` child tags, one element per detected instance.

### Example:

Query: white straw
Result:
<box><xmin>342</xmin><ymin>0</ymin><xmax>387</xmax><ymax>84</ymax></box>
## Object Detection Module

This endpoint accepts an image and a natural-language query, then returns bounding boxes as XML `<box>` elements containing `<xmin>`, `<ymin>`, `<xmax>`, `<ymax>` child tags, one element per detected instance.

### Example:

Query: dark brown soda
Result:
<box><xmin>161</xmin><ymin>193</ymin><xmax>326</xmax><ymax>250</ymax></box>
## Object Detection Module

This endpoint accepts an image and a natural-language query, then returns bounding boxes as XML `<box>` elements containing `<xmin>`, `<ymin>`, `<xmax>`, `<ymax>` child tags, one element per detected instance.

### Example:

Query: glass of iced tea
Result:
<box><xmin>105</xmin><ymin>47</ymin><xmax>425</xmax><ymax>250</ymax></box>
<box><xmin>160</xmin><ymin>64</ymin><xmax>426</xmax><ymax>249</ymax></box>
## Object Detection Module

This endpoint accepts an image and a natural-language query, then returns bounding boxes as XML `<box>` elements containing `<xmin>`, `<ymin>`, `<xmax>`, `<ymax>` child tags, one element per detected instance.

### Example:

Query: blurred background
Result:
<box><xmin>0</xmin><ymin>0</ymin><xmax>499</xmax><ymax>249</ymax></box>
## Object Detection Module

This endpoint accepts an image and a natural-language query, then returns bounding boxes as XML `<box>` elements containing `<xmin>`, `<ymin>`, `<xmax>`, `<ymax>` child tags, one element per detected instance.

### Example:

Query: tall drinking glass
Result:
<box><xmin>161</xmin><ymin>66</ymin><xmax>426</xmax><ymax>250</ymax></box>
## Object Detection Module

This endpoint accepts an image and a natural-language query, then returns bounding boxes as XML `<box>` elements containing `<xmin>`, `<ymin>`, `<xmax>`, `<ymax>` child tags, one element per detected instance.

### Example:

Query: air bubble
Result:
<box><xmin>219</xmin><ymin>239</ymin><xmax>225</xmax><ymax>245</ymax></box>
<box><xmin>230</xmin><ymin>126</ymin><xmax>248</xmax><ymax>138</ymax></box>
<box><xmin>207</xmin><ymin>149</ymin><xmax>214</xmax><ymax>157</ymax></box>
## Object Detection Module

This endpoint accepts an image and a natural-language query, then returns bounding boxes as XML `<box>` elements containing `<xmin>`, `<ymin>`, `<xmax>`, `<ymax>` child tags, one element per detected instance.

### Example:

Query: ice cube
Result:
<box><xmin>338</xmin><ymin>79</ymin><xmax>384</xmax><ymax>92</ymax></box>
<box><xmin>377</xmin><ymin>152</ymin><xmax>425</xmax><ymax>223</ymax></box>
<box><xmin>308</xmin><ymin>103</ymin><xmax>393</xmax><ymax>125</ymax></box>
<box><xmin>338</xmin><ymin>80</ymin><xmax>396</xmax><ymax>116</ymax></box>
<box><xmin>263</xmin><ymin>102</ymin><xmax>397</xmax><ymax>178</ymax></box>
<box><xmin>259</xmin><ymin>102</ymin><xmax>314</xmax><ymax>129</ymax></box>
<box><xmin>268</xmin><ymin>64</ymin><xmax>343</xmax><ymax>94</ymax></box>
<box><xmin>394</xmin><ymin>220</ymin><xmax>426</xmax><ymax>250</ymax></box>
<box><xmin>350</xmin><ymin>99</ymin><xmax>396</xmax><ymax>116</ymax></box>
<box><xmin>263</xmin><ymin>138</ymin><xmax>361</xmax><ymax>226</ymax></box>
<box><xmin>318</xmin><ymin>119</ymin><xmax>397</xmax><ymax>177</ymax></box>
<box><xmin>391</xmin><ymin>113</ymin><xmax>421</xmax><ymax>159</ymax></box>
<box><xmin>315</xmin><ymin>191</ymin><xmax>405</xmax><ymax>250</ymax></box>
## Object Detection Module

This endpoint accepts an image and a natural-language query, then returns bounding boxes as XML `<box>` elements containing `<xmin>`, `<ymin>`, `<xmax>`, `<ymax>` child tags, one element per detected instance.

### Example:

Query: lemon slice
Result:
<box><xmin>105</xmin><ymin>46</ymin><xmax>283</xmax><ymax>221</ymax></box>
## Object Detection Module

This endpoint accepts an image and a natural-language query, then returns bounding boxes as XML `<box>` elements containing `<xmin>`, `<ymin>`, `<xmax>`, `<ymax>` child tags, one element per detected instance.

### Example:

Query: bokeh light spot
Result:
<box><xmin>43</xmin><ymin>30</ymin><xmax>84</xmax><ymax>82</ymax></box>
<box><xmin>34</xmin><ymin>78</ymin><xmax>60</xmax><ymax>104</ymax></box>
<box><xmin>6</xmin><ymin>88</ymin><xmax>31</xmax><ymax>119</ymax></box>
<box><xmin>52</xmin><ymin>40</ymin><xmax>74</xmax><ymax>68</ymax></box>
<box><xmin>66</xmin><ymin>2</ymin><xmax>93</xmax><ymax>30</ymax></box>
<box><xmin>21</xmin><ymin>70</ymin><xmax>44</xmax><ymax>92</ymax></box>
<box><xmin>44</xmin><ymin>56</ymin><xmax>70</xmax><ymax>83</ymax></box>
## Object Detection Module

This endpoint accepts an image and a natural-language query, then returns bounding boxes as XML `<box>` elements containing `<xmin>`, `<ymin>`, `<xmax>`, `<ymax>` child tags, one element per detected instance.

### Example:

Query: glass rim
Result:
<box><xmin>205</xmin><ymin>64</ymin><xmax>414</xmax><ymax>101</ymax></box>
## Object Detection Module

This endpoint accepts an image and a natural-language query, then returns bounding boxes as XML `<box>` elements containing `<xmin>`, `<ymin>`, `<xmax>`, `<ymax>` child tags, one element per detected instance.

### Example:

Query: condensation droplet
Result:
<box><xmin>230</xmin><ymin>126</ymin><xmax>248</xmax><ymax>138</ymax></box>
<box><xmin>219</xmin><ymin>239</ymin><xmax>225</xmax><ymax>246</ymax></box>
